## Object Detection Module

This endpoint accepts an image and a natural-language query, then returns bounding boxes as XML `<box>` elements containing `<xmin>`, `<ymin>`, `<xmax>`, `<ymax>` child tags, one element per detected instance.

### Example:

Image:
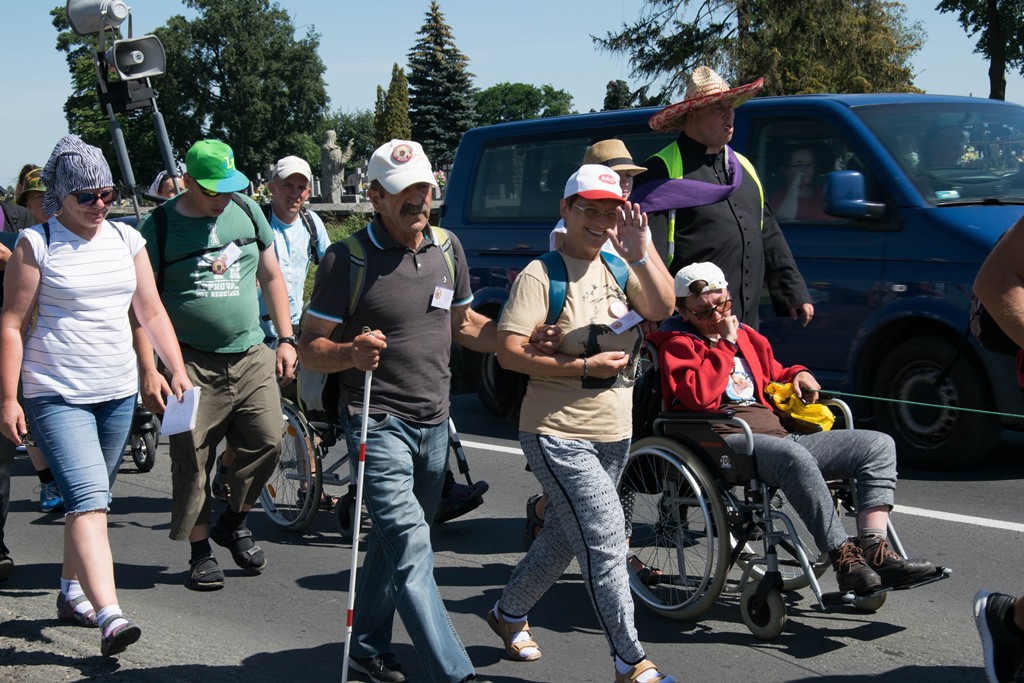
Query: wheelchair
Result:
<box><xmin>618</xmin><ymin>378</ymin><xmax>951</xmax><ymax>640</ymax></box>
<box><xmin>259</xmin><ymin>399</ymin><xmax>481</xmax><ymax>540</ymax></box>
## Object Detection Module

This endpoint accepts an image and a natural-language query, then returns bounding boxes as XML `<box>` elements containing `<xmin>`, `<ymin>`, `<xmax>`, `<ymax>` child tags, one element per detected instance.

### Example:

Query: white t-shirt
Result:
<box><xmin>19</xmin><ymin>218</ymin><xmax>145</xmax><ymax>403</ymax></box>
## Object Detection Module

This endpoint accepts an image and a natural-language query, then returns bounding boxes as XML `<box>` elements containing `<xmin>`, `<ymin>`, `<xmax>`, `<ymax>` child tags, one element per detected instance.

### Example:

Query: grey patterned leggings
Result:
<box><xmin>498</xmin><ymin>432</ymin><xmax>645</xmax><ymax>664</ymax></box>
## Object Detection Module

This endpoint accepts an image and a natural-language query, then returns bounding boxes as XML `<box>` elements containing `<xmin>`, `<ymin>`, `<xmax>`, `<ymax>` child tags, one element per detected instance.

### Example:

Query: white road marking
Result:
<box><xmin>895</xmin><ymin>505</ymin><xmax>1024</xmax><ymax>533</ymax></box>
<box><xmin>460</xmin><ymin>440</ymin><xmax>1024</xmax><ymax>533</ymax></box>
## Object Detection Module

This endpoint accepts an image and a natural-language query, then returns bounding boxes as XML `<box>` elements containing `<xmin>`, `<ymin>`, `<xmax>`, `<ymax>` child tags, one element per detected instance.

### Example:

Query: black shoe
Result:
<box><xmin>857</xmin><ymin>535</ymin><xmax>935</xmax><ymax>588</ymax></box>
<box><xmin>188</xmin><ymin>554</ymin><xmax>225</xmax><ymax>591</ymax></box>
<box><xmin>829</xmin><ymin>541</ymin><xmax>882</xmax><ymax>594</ymax></box>
<box><xmin>975</xmin><ymin>590</ymin><xmax>1024</xmax><ymax>683</ymax></box>
<box><xmin>350</xmin><ymin>653</ymin><xmax>406</xmax><ymax>683</ymax></box>
<box><xmin>0</xmin><ymin>550</ymin><xmax>12</xmax><ymax>583</ymax></box>
<box><xmin>210</xmin><ymin>522</ymin><xmax>267</xmax><ymax>572</ymax></box>
<box><xmin>434</xmin><ymin>479</ymin><xmax>489</xmax><ymax>524</ymax></box>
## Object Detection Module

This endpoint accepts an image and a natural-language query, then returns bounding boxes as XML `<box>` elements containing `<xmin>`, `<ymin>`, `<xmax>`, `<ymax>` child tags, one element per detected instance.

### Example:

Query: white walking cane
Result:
<box><xmin>341</xmin><ymin>327</ymin><xmax>374</xmax><ymax>683</ymax></box>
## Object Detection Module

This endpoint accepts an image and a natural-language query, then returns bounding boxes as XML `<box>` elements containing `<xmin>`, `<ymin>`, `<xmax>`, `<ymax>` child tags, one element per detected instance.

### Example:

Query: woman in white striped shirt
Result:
<box><xmin>0</xmin><ymin>136</ymin><xmax>191</xmax><ymax>658</ymax></box>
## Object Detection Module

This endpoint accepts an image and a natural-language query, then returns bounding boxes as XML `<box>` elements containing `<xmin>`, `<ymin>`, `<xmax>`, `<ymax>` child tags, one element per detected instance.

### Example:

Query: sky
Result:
<box><xmin>2</xmin><ymin>0</ymin><xmax>1022</xmax><ymax>190</ymax></box>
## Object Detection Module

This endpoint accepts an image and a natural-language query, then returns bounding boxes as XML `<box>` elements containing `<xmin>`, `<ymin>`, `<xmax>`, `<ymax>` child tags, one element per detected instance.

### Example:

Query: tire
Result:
<box><xmin>619</xmin><ymin>437</ymin><xmax>731</xmax><ymax>621</ymax></box>
<box><xmin>335</xmin><ymin>490</ymin><xmax>357</xmax><ymax>542</ymax></box>
<box><xmin>872</xmin><ymin>337</ymin><xmax>999</xmax><ymax>470</ymax></box>
<box><xmin>852</xmin><ymin>591</ymin><xmax>887</xmax><ymax>612</ymax></box>
<box><xmin>740</xmin><ymin>582</ymin><xmax>787</xmax><ymax>640</ymax></box>
<box><xmin>735</xmin><ymin>491</ymin><xmax>829</xmax><ymax>591</ymax></box>
<box><xmin>130</xmin><ymin>429</ymin><xmax>158</xmax><ymax>473</ymax></box>
<box><xmin>473</xmin><ymin>351</ymin><xmax>525</xmax><ymax>421</ymax></box>
<box><xmin>260</xmin><ymin>400</ymin><xmax>322</xmax><ymax>531</ymax></box>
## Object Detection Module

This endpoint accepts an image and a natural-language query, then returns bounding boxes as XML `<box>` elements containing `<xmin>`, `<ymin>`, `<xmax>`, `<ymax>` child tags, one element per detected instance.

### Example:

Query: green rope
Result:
<box><xmin>823</xmin><ymin>389</ymin><xmax>1024</xmax><ymax>421</ymax></box>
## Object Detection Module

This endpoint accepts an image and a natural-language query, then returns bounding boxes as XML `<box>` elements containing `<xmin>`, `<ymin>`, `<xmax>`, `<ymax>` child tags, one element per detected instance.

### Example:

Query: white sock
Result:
<box><xmin>61</xmin><ymin>579</ymin><xmax>93</xmax><ymax>616</ymax></box>
<box><xmin>96</xmin><ymin>604</ymin><xmax>127</xmax><ymax>636</ymax></box>
<box><xmin>493</xmin><ymin>600</ymin><xmax>539</xmax><ymax>659</ymax></box>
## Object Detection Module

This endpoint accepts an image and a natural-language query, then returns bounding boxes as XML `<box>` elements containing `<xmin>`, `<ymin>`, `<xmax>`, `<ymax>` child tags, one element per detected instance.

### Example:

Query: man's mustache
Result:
<box><xmin>400</xmin><ymin>203</ymin><xmax>428</xmax><ymax>216</ymax></box>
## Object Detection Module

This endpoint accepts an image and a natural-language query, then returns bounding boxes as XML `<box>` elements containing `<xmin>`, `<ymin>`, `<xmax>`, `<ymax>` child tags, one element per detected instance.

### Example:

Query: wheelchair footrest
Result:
<box><xmin>819</xmin><ymin>566</ymin><xmax>952</xmax><ymax>608</ymax></box>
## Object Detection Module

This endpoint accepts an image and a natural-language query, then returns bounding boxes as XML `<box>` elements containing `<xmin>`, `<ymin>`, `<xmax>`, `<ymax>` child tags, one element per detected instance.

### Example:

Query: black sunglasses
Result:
<box><xmin>75</xmin><ymin>188</ymin><xmax>119</xmax><ymax>207</ymax></box>
<box><xmin>686</xmin><ymin>299</ymin><xmax>732</xmax><ymax>321</ymax></box>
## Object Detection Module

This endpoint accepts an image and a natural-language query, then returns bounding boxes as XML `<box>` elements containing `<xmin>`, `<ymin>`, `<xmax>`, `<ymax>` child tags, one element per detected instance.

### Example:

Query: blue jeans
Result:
<box><xmin>342</xmin><ymin>411</ymin><xmax>473</xmax><ymax>683</ymax></box>
<box><xmin>24</xmin><ymin>394</ymin><xmax>135</xmax><ymax>514</ymax></box>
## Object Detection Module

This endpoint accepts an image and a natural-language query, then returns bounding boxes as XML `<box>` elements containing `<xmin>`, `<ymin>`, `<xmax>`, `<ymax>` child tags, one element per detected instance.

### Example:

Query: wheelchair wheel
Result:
<box><xmin>619</xmin><ymin>437</ymin><xmax>730</xmax><ymax>621</ymax></box>
<box><xmin>740</xmin><ymin>581</ymin><xmax>787</xmax><ymax>640</ymax></box>
<box><xmin>130</xmin><ymin>429</ymin><xmax>158</xmax><ymax>473</ymax></box>
<box><xmin>335</xmin><ymin>489</ymin><xmax>357</xmax><ymax>542</ymax></box>
<box><xmin>260</xmin><ymin>399</ymin><xmax>322</xmax><ymax>532</ymax></box>
<box><xmin>735</xmin><ymin>491</ymin><xmax>829</xmax><ymax>591</ymax></box>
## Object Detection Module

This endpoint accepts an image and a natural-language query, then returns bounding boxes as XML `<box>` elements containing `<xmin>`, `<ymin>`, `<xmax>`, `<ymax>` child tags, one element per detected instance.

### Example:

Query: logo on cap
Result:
<box><xmin>598</xmin><ymin>173</ymin><xmax>617</xmax><ymax>185</ymax></box>
<box><xmin>392</xmin><ymin>144</ymin><xmax>414</xmax><ymax>164</ymax></box>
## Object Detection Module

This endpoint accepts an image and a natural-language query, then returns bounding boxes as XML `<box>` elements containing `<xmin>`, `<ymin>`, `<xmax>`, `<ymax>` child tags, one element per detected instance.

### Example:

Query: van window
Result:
<box><xmin>854</xmin><ymin>102</ymin><xmax>1024</xmax><ymax>206</ymax></box>
<box><xmin>466</xmin><ymin>130</ymin><xmax>674</xmax><ymax>223</ymax></box>
<box><xmin>749</xmin><ymin>118</ymin><xmax>876</xmax><ymax>223</ymax></box>
<box><xmin>469</xmin><ymin>137</ymin><xmax>590</xmax><ymax>222</ymax></box>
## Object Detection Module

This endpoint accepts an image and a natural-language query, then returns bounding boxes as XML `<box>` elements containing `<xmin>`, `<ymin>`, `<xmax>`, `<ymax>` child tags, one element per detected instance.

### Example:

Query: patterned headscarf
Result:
<box><xmin>42</xmin><ymin>135</ymin><xmax>114</xmax><ymax>217</ymax></box>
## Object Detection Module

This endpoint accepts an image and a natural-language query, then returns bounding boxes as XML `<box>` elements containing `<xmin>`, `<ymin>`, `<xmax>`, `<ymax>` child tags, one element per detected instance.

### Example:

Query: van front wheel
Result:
<box><xmin>872</xmin><ymin>338</ymin><xmax>998</xmax><ymax>470</ymax></box>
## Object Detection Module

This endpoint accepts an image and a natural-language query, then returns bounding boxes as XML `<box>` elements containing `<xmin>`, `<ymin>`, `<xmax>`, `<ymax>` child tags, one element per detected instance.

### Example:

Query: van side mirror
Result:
<box><xmin>825</xmin><ymin>171</ymin><xmax>885</xmax><ymax>220</ymax></box>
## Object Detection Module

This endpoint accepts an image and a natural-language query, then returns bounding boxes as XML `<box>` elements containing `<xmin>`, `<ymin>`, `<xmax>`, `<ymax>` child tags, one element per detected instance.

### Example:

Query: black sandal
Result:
<box><xmin>210</xmin><ymin>524</ymin><xmax>267</xmax><ymax>573</ymax></box>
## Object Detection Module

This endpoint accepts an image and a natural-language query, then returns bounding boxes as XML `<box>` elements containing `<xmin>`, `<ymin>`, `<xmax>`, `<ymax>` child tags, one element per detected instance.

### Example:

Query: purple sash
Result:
<box><xmin>631</xmin><ymin>146</ymin><xmax>744</xmax><ymax>214</ymax></box>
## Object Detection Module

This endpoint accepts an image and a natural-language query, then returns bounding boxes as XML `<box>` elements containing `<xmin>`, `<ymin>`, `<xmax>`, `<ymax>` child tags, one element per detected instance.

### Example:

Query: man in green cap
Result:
<box><xmin>136</xmin><ymin>139</ymin><xmax>297</xmax><ymax>590</ymax></box>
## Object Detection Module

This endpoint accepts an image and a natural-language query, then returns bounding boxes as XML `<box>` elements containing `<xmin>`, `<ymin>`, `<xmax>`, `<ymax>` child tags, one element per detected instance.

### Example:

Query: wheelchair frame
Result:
<box><xmin>619</xmin><ymin>397</ymin><xmax>950</xmax><ymax>639</ymax></box>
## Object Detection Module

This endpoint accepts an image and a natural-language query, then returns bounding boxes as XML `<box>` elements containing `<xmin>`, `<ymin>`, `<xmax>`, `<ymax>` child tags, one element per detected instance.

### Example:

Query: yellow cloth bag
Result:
<box><xmin>764</xmin><ymin>382</ymin><xmax>835</xmax><ymax>433</ymax></box>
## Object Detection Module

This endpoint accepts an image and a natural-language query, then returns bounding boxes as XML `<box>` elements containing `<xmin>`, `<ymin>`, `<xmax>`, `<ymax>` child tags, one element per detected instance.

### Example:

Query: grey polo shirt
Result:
<box><xmin>306</xmin><ymin>216</ymin><xmax>473</xmax><ymax>425</ymax></box>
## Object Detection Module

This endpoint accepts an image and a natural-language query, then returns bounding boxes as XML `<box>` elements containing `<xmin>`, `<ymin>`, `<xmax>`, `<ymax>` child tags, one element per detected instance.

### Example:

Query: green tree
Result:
<box><xmin>406</xmin><ymin>1</ymin><xmax>477</xmax><ymax>164</ymax></box>
<box><xmin>148</xmin><ymin>0</ymin><xmax>329</xmax><ymax>178</ymax></box>
<box><xmin>374</xmin><ymin>85</ymin><xmax>387</xmax><ymax>146</ymax></box>
<box><xmin>595</xmin><ymin>0</ymin><xmax>923</xmax><ymax>98</ymax></box>
<box><xmin>937</xmin><ymin>0</ymin><xmax>1024</xmax><ymax>100</ymax></box>
<box><xmin>475</xmin><ymin>83</ymin><xmax>575</xmax><ymax>125</ymax></box>
<box><xmin>51</xmin><ymin>6</ymin><xmax>162</xmax><ymax>187</ymax></box>
<box><xmin>379</xmin><ymin>63</ymin><xmax>413</xmax><ymax>143</ymax></box>
<box><xmin>540</xmin><ymin>85</ymin><xmax>575</xmax><ymax>117</ymax></box>
<box><xmin>603</xmin><ymin>79</ymin><xmax>634</xmax><ymax>110</ymax></box>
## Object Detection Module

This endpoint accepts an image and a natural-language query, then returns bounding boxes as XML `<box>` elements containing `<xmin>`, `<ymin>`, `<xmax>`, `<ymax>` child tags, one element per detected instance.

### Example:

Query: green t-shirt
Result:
<box><xmin>137</xmin><ymin>193</ymin><xmax>273</xmax><ymax>352</ymax></box>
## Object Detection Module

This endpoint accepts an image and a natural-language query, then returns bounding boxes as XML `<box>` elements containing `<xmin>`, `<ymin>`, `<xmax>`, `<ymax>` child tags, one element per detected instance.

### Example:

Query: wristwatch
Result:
<box><xmin>277</xmin><ymin>336</ymin><xmax>298</xmax><ymax>347</ymax></box>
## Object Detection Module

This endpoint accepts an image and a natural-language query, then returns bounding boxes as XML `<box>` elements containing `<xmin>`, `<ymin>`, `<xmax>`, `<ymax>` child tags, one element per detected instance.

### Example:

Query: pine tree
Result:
<box><xmin>406</xmin><ymin>1</ymin><xmax>477</xmax><ymax>164</ymax></box>
<box><xmin>381</xmin><ymin>63</ymin><xmax>413</xmax><ymax>143</ymax></box>
<box><xmin>374</xmin><ymin>85</ymin><xmax>387</xmax><ymax>146</ymax></box>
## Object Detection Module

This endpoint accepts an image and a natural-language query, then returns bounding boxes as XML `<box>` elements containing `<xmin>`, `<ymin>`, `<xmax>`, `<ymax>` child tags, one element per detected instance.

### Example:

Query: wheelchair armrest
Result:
<box><xmin>653</xmin><ymin>410</ymin><xmax>754</xmax><ymax>457</ymax></box>
<box><xmin>820</xmin><ymin>397</ymin><xmax>854</xmax><ymax>430</ymax></box>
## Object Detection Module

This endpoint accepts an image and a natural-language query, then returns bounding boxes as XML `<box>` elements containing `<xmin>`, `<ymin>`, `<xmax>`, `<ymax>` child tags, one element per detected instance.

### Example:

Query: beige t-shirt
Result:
<box><xmin>498</xmin><ymin>253</ymin><xmax>643</xmax><ymax>441</ymax></box>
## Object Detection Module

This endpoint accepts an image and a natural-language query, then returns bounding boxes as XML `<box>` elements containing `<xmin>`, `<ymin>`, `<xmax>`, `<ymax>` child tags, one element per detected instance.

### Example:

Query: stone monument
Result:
<box><xmin>320</xmin><ymin>129</ymin><xmax>353</xmax><ymax>203</ymax></box>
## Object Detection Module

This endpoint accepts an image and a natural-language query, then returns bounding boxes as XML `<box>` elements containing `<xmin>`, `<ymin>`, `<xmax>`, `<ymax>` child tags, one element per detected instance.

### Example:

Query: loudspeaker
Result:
<box><xmin>106</xmin><ymin>36</ymin><xmax>165</xmax><ymax>80</ymax></box>
<box><xmin>66</xmin><ymin>0</ymin><xmax>129</xmax><ymax>36</ymax></box>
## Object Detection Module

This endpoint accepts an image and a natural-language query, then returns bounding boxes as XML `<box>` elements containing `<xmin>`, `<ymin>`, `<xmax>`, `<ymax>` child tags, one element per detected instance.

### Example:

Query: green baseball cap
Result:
<box><xmin>185</xmin><ymin>140</ymin><xmax>249</xmax><ymax>193</ymax></box>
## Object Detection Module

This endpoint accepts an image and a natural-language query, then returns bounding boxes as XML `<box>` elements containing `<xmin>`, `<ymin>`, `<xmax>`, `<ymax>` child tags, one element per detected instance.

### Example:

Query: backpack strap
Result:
<box><xmin>261</xmin><ymin>203</ymin><xmax>321</xmax><ymax>266</ymax></box>
<box><xmin>429</xmin><ymin>225</ymin><xmax>457</xmax><ymax>286</ymax></box>
<box><xmin>341</xmin><ymin>231</ymin><xmax>368</xmax><ymax>318</ymax></box>
<box><xmin>153</xmin><ymin>195</ymin><xmax>266</xmax><ymax>293</ymax></box>
<box><xmin>539</xmin><ymin>251</ymin><xmax>630</xmax><ymax>326</ymax></box>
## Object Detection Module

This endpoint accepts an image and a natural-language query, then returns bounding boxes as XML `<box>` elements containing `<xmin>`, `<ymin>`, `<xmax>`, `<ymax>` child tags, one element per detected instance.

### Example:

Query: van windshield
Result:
<box><xmin>854</xmin><ymin>101</ymin><xmax>1024</xmax><ymax>206</ymax></box>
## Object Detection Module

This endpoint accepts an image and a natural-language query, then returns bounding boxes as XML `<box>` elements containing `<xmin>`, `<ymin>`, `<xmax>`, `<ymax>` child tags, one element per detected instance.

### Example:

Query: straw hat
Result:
<box><xmin>583</xmin><ymin>139</ymin><xmax>647</xmax><ymax>176</ymax></box>
<box><xmin>648</xmin><ymin>66</ymin><xmax>764</xmax><ymax>133</ymax></box>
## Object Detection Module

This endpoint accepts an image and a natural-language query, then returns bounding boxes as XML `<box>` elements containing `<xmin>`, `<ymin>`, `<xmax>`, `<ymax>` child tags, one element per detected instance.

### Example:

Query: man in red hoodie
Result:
<box><xmin>648</xmin><ymin>261</ymin><xmax>934</xmax><ymax>594</ymax></box>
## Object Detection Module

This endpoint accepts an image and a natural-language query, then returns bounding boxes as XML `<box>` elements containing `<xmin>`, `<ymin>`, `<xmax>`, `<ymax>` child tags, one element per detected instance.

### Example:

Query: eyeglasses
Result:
<box><xmin>686</xmin><ymin>299</ymin><xmax>732</xmax><ymax>321</ymax></box>
<box><xmin>572</xmin><ymin>204</ymin><xmax>619</xmax><ymax>222</ymax></box>
<box><xmin>75</xmin><ymin>188</ymin><xmax>119</xmax><ymax>206</ymax></box>
<box><xmin>197</xmin><ymin>184</ymin><xmax>224</xmax><ymax>198</ymax></box>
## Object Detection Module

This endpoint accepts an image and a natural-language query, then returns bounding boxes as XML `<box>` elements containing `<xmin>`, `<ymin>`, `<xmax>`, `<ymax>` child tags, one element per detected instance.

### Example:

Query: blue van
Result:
<box><xmin>442</xmin><ymin>94</ymin><xmax>1024</xmax><ymax>469</ymax></box>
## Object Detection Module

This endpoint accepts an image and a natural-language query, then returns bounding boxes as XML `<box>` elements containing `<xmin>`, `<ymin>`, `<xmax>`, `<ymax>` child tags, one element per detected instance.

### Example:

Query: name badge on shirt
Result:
<box><xmin>211</xmin><ymin>242</ymin><xmax>242</xmax><ymax>274</ymax></box>
<box><xmin>610</xmin><ymin>308</ymin><xmax>643</xmax><ymax>334</ymax></box>
<box><xmin>431</xmin><ymin>286</ymin><xmax>455</xmax><ymax>310</ymax></box>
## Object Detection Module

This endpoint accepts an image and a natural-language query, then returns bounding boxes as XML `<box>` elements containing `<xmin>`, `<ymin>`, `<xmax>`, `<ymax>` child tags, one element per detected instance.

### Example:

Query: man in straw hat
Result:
<box><xmin>632</xmin><ymin>66</ymin><xmax>814</xmax><ymax>329</ymax></box>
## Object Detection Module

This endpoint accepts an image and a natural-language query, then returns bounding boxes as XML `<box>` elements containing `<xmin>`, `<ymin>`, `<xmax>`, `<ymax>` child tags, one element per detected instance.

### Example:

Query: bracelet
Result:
<box><xmin>582</xmin><ymin>356</ymin><xmax>589</xmax><ymax>380</ymax></box>
<box><xmin>628</xmin><ymin>254</ymin><xmax>649</xmax><ymax>268</ymax></box>
<box><xmin>277</xmin><ymin>336</ymin><xmax>298</xmax><ymax>347</ymax></box>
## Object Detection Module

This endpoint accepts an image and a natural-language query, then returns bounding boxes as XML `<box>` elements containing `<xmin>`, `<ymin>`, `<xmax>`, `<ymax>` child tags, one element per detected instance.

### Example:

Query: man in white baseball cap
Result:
<box><xmin>299</xmin><ymin>139</ymin><xmax>498</xmax><ymax>683</ymax></box>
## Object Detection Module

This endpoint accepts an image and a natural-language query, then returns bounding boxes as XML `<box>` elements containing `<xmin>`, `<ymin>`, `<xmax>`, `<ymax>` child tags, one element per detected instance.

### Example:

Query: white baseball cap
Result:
<box><xmin>563</xmin><ymin>164</ymin><xmax>625</xmax><ymax>202</ymax></box>
<box><xmin>674</xmin><ymin>262</ymin><xmax>729</xmax><ymax>297</ymax></box>
<box><xmin>368</xmin><ymin>139</ymin><xmax>437</xmax><ymax>194</ymax></box>
<box><xmin>272</xmin><ymin>155</ymin><xmax>312</xmax><ymax>182</ymax></box>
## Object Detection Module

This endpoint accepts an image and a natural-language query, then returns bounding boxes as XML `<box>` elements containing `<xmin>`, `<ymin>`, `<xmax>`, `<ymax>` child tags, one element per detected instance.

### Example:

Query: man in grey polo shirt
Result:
<box><xmin>299</xmin><ymin>139</ymin><xmax>494</xmax><ymax>683</ymax></box>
